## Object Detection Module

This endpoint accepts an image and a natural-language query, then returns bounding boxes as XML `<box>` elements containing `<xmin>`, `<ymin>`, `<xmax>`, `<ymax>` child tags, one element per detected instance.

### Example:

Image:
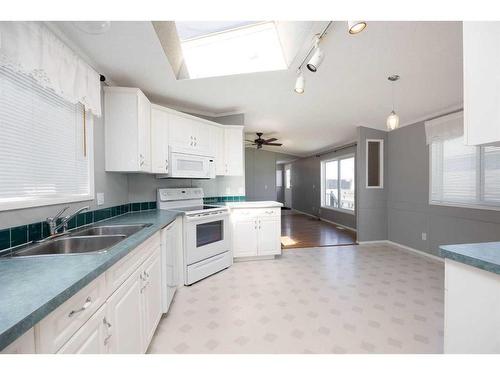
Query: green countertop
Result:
<box><xmin>440</xmin><ymin>241</ymin><xmax>500</xmax><ymax>275</ymax></box>
<box><xmin>0</xmin><ymin>210</ymin><xmax>180</xmax><ymax>351</ymax></box>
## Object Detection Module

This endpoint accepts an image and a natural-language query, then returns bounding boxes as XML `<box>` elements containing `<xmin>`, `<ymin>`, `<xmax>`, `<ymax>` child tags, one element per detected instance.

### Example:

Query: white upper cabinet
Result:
<box><xmin>224</xmin><ymin>127</ymin><xmax>245</xmax><ymax>176</ymax></box>
<box><xmin>463</xmin><ymin>22</ymin><xmax>500</xmax><ymax>146</ymax></box>
<box><xmin>104</xmin><ymin>86</ymin><xmax>244</xmax><ymax>177</ymax></box>
<box><xmin>104</xmin><ymin>87</ymin><xmax>151</xmax><ymax>172</ymax></box>
<box><xmin>169</xmin><ymin>112</ymin><xmax>211</xmax><ymax>155</ymax></box>
<box><xmin>151</xmin><ymin>105</ymin><xmax>170</xmax><ymax>174</ymax></box>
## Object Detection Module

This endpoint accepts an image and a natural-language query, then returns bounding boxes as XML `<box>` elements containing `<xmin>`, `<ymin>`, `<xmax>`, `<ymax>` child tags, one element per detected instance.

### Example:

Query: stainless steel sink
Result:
<box><xmin>3</xmin><ymin>223</ymin><xmax>152</xmax><ymax>258</ymax></box>
<box><xmin>70</xmin><ymin>224</ymin><xmax>150</xmax><ymax>237</ymax></box>
<box><xmin>10</xmin><ymin>235</ymin><xmax>126</xmax><ymax>257</ymax></box>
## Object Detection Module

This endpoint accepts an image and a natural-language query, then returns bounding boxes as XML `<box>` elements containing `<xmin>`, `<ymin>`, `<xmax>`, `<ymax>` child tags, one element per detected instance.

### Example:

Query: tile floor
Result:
<box><xmin>148</xmin><ymin>243</ymin><xmax>444</xmax><ymax>354</ymax></box>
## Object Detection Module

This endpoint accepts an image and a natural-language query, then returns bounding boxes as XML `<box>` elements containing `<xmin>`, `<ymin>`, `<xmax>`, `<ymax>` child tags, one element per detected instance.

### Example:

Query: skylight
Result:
<box><xmin>174</xmin><ymin>21</ymin><xmax>288</xmax><ymax>79</ymax></box>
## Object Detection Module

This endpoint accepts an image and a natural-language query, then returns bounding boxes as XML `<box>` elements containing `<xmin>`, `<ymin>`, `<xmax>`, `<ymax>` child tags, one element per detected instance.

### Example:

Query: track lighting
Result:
<box><xmin>306</xmin><ymin>37</ymin><xmax>324</xmax><ymax>72</ymax></box>
<box><xmin>386</xmin><ymin>75</ymin><xmax>400</xmax><ymax>131</ymax></box>
<box><xmin>294</xmin><ymin>71</ymin><xmax>305</xmax><ymax>94</ymax></box>
<box><xmin>347</xmin><ymin>21</ymin><xmax>367</xmax><ymax>35</ymax></box>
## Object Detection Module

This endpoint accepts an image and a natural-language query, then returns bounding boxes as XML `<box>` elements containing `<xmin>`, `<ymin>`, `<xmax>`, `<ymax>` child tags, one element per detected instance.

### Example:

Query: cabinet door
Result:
<box><xmin>194</xmin><ymin>120</ymin><xmax>211</xmax><ymax>154</ymax></box>
<box><xmin>57</xmin><ymin>305</ymin><xmax>108</xmax><ymax>354</ymax></box>
<box><xmin>151</xmin><ymin>107</ymin><xmax>170</xmax><ymax>173</ymax></box>
<box><xmin>106</xmin><ymin>269</ymin><xmax>144</xmax><ymax>354</ymax></box>
<box><xmin>137</xmin><ymin>91</ymin><xmax>152</xmax><ymax>172</ymax></box>
<box><xmin>141</xmin><ymin>249</ymin><xmax>163</xmax><ymax>352</ymax></box>
<box><xmin>209</xmin><ymin>125</ymin><xmax>225</xmax><ymax>175</ymax></box>
<box><xmin>463</xmin><ymin>22</ymin><xmax>500</xmax><ymax>146</ymax></box>
<box><xmin>169</xmin><ymin>113</ymin><xmax>196</xmax><ymax>151</ymax></box>
<box><xmin>232</xmin><ymin>218</ymin><xmax>258</xmax><ymax>257</ymax></box>
<box><xmin>1</xmin><ymin>328</ymin><xmax>35</xmax><ymax>354</ymax></box>
<box><xmin>257</xmin><ymin>218</ymin><xmax>281</xmax><ymax>256</ymax></box>
<box><xmin>224</xmin><ymin>127</ymin><xmax>244</xmax><ymax>176</ymax></box>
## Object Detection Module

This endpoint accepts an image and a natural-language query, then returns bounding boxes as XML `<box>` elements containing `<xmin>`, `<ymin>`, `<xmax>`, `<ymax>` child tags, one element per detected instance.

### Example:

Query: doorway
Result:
<box><xmin>284</xmin><ymin>163</ymin><xmax>292</xmax><ymax>208</ymax></box>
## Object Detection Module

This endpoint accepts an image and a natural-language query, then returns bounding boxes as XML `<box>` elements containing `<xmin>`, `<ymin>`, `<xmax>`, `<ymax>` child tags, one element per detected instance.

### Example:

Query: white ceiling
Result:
<box><xmin>52</xmin><ymin>21</ymin><xmax>463</xmax><ymax>157</ymax></box>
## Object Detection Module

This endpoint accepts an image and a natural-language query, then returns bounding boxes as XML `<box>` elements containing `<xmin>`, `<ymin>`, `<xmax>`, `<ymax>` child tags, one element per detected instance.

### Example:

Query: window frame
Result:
<box><xmin>320</xmin><ymin>153</ymin><xmax>356</xmax><ymax>215</ymax></box>
<box><xmin>365</xmin><ymin>139</ymin><xmax>384</xmax><ymax>189</ymax></box>
<box><xmin>0</xmin><ymin>109</ymin><xmax>95</xmax><ymax>212</ymax></box>
<box><xmin>428</xmin><ymin>138</ymin><xmax>500</xmax><ymax>212</ymax></box>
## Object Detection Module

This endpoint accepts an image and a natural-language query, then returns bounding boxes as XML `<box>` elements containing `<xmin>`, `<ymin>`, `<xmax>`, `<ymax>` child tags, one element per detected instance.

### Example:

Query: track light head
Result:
<box><xmin>294</xmin><ymin>71</ymin><xmax>305</xmax><ymax>94</ymax></box>
<box><xmin>306</xmin><ymin>46</ymin><xmax>324</xmax><ymax>72</ymax></box>
<box><xmin>347</xmin><ymin>21</ymin><xmax>367</xmax><ymax>35</ymax></box>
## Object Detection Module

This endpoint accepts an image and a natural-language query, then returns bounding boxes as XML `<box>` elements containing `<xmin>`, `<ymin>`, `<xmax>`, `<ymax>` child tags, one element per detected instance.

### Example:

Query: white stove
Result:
<box><xmin>157</xmin><ymin>188</ymin><xmax>232</xmax><ymax>285</ymax></box>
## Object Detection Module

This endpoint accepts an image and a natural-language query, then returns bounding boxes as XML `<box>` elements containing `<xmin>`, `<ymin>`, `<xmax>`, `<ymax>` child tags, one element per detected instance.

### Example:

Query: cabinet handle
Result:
<box><xmin>68</xmin><ymin>297</ymin><xmax>92</xmax><ymax>317</ymax></box>
<box><xmin>194</xmin><ymin>142</ymin><xmax>197</xmax><ymax>146</ymax></box>
<box><xmin>104</xmin><ymin>334</ymin><xmax>112</xmax><ymax>346</ymax></box>
<box><xmin>144</xmin><ymin>270</ymin><xmax>150</xmax><ymax>278</ymax></box>
<box><xmin>140</xmin><ymin>282</ymin><xmax>150</xmax><ymax>293</ymax></box>
<box><xmin>103</xmin><ymin>317</ymin><xmax>112</xmax><ymax>328</ymax></box>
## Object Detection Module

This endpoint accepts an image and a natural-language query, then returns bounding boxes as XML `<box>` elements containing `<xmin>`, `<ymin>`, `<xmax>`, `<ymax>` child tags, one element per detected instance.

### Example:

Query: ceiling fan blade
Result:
<box><xmin>265</xmin><ymin>143</ymin><xmax>283</xmax><ymax>146</ymax></box>
<box><xmin>264</xmin><ymin>138</ymin><xmax>278</xmax><ymax>143</ymax></box>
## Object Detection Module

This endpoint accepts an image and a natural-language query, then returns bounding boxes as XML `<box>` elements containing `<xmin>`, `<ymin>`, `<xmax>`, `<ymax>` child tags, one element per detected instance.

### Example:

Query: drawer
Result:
<box><xmin>186</xmin><ymin>251</ymin><xmax>232</xmax><ymax>285</ymax></box>
<box><xmin>231</xmin><ymin>207</ymin><xmax>280</xmax><ymax>218</ymax></box>
<box><xmin>106</xmin><ymin>232</ymin><xmax>160</xmax><ymax>294</ymax></box>
<box><xmin>36</xmin><ymin>275</ymin><xmax>107</xmax><ymax>353</ymax></box>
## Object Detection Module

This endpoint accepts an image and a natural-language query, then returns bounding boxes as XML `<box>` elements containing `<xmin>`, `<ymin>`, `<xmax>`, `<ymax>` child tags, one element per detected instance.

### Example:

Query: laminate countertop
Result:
<box><xmin>440</xmin><ymin>241</ymin><xmax>500</xmax><ymax>275</ymax></box>
<box><xmin>0</xmin><ymin>209</ymin><xmax>180</xmax><ymax>351</ymax></box>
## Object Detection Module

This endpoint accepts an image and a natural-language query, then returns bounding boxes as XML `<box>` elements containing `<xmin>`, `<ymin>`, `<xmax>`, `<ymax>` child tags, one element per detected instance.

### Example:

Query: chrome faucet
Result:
<box><xmin>46</xmin><ymin>206</ymin><xmax>89</xmax><ymax>236</ymax></box>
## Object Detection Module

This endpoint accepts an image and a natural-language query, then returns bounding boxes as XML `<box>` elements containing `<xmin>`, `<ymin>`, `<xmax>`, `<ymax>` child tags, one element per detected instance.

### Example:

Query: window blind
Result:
<box><xmin>0</xmin><ymin>65</ymin><xmax>93</xmax><ymax>211</ymax></box>
<box><xmin>430</xmin><ymin>134</ymin><xmax>500</xmax><ymax>209</ymax></box>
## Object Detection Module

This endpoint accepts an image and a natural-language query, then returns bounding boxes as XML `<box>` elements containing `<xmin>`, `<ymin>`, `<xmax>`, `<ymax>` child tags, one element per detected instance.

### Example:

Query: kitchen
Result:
<box><xmin>1</xmin><ymin>2</ymin><xmax>500</xmax><ymax>373</ymax></box>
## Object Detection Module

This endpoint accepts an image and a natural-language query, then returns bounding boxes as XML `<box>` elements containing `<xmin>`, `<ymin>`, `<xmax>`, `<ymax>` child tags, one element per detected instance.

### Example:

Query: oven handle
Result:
<box><xmin>185</xmin><ymin>211</ymin><xmax>230</xmax><ymax>222</ymax></box>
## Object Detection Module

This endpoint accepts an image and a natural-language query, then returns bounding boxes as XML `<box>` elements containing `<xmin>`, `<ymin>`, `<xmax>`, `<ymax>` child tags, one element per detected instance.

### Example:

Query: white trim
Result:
<box><xmin>358</xmin><ymin>240</ymin><xmax>443</xmax><ymax>263</ymax></box>
<box><xmin>365</xmin><ymin>139</ymin><xmax>384</xmax><ymax>189</ymax></box>
<box><xmin>319</xmin><ymin>217</ymin><xmax>357</xmax><ymax>232</ymax></box>
<box><xmin>429</xmin><ymin>200</ymin><xmax>500</xmax><ymax>212</ymax></box>
<box><xmin>320</xmin><ymin>205</ymin><xmax>355</xmax><ymax>216</ymax></box>
<box><xmin>385</xmin><ymin>240</ymin><xmax>443</xmax><ymax>263</ymax></box>
<box><xmin>291</xmin><ymin>208</ymin><xmax>357</xmax><ymax>232</ymax></box>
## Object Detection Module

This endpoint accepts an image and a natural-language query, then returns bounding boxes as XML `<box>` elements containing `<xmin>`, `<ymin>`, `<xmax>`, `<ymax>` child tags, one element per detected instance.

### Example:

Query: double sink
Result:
<box><xmin>3</xmin><ymin>224</ymin><xmax>151</xmax><ymax>258</ymax></box>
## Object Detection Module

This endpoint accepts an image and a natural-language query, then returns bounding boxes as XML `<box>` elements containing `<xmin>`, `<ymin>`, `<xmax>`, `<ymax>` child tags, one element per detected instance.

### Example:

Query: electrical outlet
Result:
<box><xmin>96</xmin><ymin>192</ymin><xmax>105</xmax><ymax>206</ymax></box>
<box><xmin>421</xmin><ymin>232</ymin><xmax>427</xmax><ymax>241</ymax></box>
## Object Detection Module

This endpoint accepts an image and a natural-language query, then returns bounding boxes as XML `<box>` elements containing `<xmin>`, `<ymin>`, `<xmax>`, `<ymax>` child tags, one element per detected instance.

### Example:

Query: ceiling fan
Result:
<box><xmin>245</xmin><ymin>132</ymin><xmax>283</xmax><ymax>149</ymax></box>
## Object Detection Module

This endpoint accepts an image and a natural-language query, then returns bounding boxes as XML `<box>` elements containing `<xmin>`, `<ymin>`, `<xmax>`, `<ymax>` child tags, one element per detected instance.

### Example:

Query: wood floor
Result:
<box><xmin>281</xmin><ymin>211</ymin><xmax>357</xmax><ymax>249</ymax></box>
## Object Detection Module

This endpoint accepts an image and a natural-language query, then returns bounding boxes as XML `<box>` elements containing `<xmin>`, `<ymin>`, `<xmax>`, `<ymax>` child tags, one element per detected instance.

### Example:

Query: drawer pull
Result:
<box><xmin>68</xmin><ymin>297</ymin><xmax>92</xmax><ymax>317</ymax></box>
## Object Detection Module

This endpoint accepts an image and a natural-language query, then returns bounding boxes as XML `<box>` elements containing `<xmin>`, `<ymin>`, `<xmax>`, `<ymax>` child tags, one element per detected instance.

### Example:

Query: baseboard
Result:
<box><xmin>358</xmin><ymin>240</ymin><xmax>443</xmax><ymax>263</ymax></box>
<box><xmin>319</xmin><ymin>217</ymin><xmax>357</xmax><ymax>233</ymax></box>
<box><xmin>385</xmin><ymin>240</ymin><xmax>443</xmax><ymax>263</ymax></box>
<box><xmin>234</xmin><ymin>255</ymin><xmax>276</xmax><ymax>262</ymax></box>
<box><xmin>291</xmin><ymin>209</ymin><xmax>357</xmax><ymax>232</ymax></box>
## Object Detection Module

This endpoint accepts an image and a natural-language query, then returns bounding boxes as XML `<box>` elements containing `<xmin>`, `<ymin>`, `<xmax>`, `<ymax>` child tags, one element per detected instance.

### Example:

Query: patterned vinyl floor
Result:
<box><xmin>148</xmin><ymin>243</ymin><xmax>444</xmax><ymax>354</ymax></box>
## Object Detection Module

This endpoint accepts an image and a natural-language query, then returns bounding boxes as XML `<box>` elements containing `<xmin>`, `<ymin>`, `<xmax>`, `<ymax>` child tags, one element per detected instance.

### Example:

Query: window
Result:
<box><xmin>0</xmin><ymin>66</ymin><xmax>94</xmax><ymax>211</ymax></box>
<box><xmin>366</xmin><ymin>139</ymin><xmax>384</xmax><ymax>188</ymax></box>
<box><xmin>321</xmin><ymin>155</ymin><xmax>355</xmax><ymax>212</ymax></box>
<box><xmin>430</xmin><ymin>136</ymin><xmax>500</xmax><ymax>209</ymax></box>
<box><xmin>276</xmin><ymin>169</ymin><xmax>283</xmax><ymax>187</ymax></box>
<box><xmin>285</xmin><ymin>168</ymin><xmax>291</xmax><ymax>189</ymax></box>
<box><xmin>175</xmin><ymin>21</ymin><xmax>287</xmax><ymax>79</ymax></box>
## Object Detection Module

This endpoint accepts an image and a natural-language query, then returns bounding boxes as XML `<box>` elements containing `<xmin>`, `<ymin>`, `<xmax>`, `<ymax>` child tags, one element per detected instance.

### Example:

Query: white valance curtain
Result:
<box><xmin>424</xmin><ymin>111</ymin><xmax>463</xmax><ymax>145</ymax></box>
<box><xmin>0</xmin><ymin>21</ymin><xmax>101</xmax><ymax>116</ymax></box>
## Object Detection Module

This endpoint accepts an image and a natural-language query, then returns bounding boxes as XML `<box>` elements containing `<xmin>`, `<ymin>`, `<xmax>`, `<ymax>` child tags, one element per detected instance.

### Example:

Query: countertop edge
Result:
<box><xmin>439</xmin><ymin>247</ymin><xmax>500</xmax><ymax>276</ymax></box>
<box><xmin>0</xmin><ymin>211</ymin><xmax>180</xmax><ymax>351</ymax></box>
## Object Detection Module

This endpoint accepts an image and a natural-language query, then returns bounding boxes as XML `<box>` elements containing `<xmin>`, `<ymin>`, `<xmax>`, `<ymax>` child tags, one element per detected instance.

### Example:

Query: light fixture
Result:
<box><xmin>347</xmin><ymin>21</ymin><xmax>367</xmax><ymax>35</ymax></box>
<box><xmin>306</xmin><ymin>39</ymin><xmax>325</xmax><ymax>73</ymax></box>
<box><xmin>386</xmin><ymin>75</ymin><xmax>400</xmax><ymax>131</ymax></box>
<box><xmin>294</xmin><ymin>70</ymin><xmax>305</xmax><ymax>94</ymax></box>
<box><xmin>73</xmin><ymin>21</ymin><xmax>111</xmax><ymax>35</ymax></box>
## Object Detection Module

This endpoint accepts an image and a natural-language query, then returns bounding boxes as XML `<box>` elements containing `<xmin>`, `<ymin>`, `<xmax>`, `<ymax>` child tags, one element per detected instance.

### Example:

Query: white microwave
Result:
<box><xmin>158</xmin><ymin>149</ymin><xmax>215</xmax><ymax>179</ymax></box>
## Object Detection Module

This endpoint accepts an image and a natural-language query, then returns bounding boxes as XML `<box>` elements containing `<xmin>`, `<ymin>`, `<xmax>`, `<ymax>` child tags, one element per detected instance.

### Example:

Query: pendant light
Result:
<box><xmin>347</xmin><ymin>21</ymin><xmax>367</xmax><ymax>35</ymax></box>
<box><xmin>294</xmin><ymin>70</ymin><xmax>305</xmax><ymax>94</ymax></box>
<box><xmin>386</xmin><ymin>75</ymin><xmax>400</xmax><ymax>131</ymax></box>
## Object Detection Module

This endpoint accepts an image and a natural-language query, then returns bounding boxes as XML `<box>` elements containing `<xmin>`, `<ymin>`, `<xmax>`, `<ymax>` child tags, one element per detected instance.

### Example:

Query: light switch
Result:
<box><xmin>97</xmin><ymin>193</ymin><xmax>105</xmax><ymax>206</ymax></box>
<box><xmin>421</xmin><ymin>232</ymin><xmax>427</xmax><ymax>241</ymax></box>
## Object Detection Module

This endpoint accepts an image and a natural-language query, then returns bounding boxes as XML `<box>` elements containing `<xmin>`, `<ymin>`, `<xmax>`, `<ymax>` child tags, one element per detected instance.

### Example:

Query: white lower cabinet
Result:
<box><xmin>106</xmin><ymin>267</ymin><xmax>144</xmax><ymax>354</ymax></box>
<box><xmin>57</xmin><ymin>305</ymin><xmax>109</xmax><ymax>354</ymax></box>
<box><xmin>232</xmin><ymin>208</ymin><xmax>281</xmax><ymax>258</ymax></box>
<box><xmin>140</xmin><ymin>250</ymin><xmax>163</xmax><ymax>352</ymax></box>
<box><xmin>10</xmin><ymin>234</ymin><xmax>166</xmax><ymax>354</ymax></box>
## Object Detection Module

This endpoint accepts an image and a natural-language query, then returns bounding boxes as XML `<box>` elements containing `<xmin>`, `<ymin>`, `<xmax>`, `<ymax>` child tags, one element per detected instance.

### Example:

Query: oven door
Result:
<box><xmin>184</xmin><ymin>212</ymin><xmax>230</xmax><ymax>265</ymax></box>
<box><xmin>169</xmin><ymin>151</ymin><xmax>214</xmax><ymax>179</ymax></box>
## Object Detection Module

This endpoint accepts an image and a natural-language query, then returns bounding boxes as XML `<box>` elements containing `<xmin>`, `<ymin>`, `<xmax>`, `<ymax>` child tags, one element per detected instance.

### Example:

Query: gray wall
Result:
<box><xmin>0</xmin><ymin>86</ymin><xmax>129</xmax><ymax>230</ymax></box>
<box><xmin>356</xmin><ymin>126</ymin><xmax>388</xmax><ymax>241</ymax></box>
<box><xmin>387</xmin><ymin>121</ymin><xmax>500</xmax><ymax>256</ymax></box>
<box><xmin>291</xmin><ymin>145</ymin><xmax>357</xmax><ymax>229</ymax></box>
